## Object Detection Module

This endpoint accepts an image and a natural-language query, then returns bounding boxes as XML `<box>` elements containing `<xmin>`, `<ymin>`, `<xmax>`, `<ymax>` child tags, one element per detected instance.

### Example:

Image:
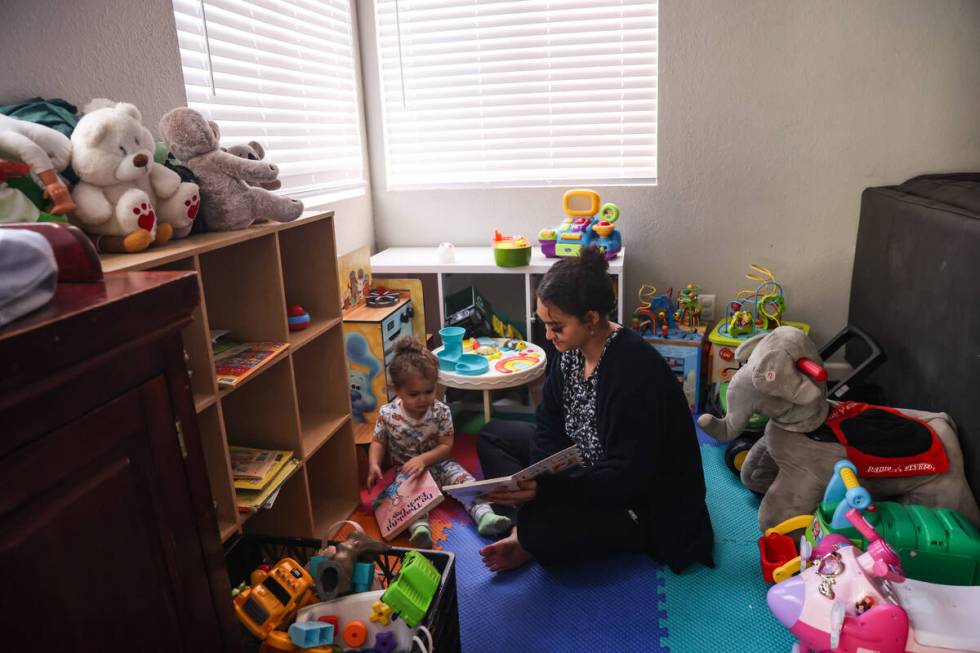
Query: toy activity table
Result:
<box><xmin>370</xmin><ymin>247</ymin><xmax>625</xmax><ymax>340</ymax></box>
<box><xmin>433</xmin><ymin>338</ymin><xmax>547</xmax><ymax>422</ymax></box>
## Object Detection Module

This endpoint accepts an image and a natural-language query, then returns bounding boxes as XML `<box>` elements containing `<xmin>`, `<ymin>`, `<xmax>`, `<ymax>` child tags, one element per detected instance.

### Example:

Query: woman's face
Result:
<box><xmin>536</xmin><ymin>298</ymin><xmax>594</xmax><ymax>352</ymax></box>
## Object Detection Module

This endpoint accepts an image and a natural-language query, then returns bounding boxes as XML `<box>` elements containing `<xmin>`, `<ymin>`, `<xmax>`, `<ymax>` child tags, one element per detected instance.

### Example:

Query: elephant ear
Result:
<box><xmin>751</xmin><ymin>349</ymin><xmax>824</xmax><ymax>405</ymax></box>
<box><xmin>734</xmin><ymin>331</ymin><xmax>768</xmax><ymax>363</ymax></box>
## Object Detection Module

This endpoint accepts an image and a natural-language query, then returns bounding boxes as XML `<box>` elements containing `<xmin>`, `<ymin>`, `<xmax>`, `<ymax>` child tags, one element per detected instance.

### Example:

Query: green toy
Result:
<box><xmin>380</xmin><ymin>551</ymin><xmax>441</xmax><ymax>628</ymax></box>
<box><xmin>768</xmin><ymin>459</ymin><xmax>980</xmax><ymax>586</ymax></box>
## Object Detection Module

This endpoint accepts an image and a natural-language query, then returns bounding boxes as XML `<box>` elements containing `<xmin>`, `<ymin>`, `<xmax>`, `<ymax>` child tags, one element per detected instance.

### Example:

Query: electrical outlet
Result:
<box><xmin>701</xmin><ymin>294</ymin><xmax>716</xmax><ymax>323</ymax></box>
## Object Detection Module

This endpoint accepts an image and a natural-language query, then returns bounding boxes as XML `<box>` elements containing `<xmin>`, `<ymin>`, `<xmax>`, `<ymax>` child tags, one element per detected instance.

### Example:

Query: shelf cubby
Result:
<box><xmin>196</xmin><ymin>404</ymin><xmax>239</xmax><ymax>542</ymax></box>
<box><xmin>241</xmin><ymin>464</ymin><xmax>314</xmax><ymax>538</ymax></box>
<box><xmin>292</xmin><ymin>324</ymin><xmax>352</xmax><ymax>459</ymax></box>
<box><xmin>97</xmin><ymin>213</ymin><xmax>356</xmax><ymax>544</ymax></box>
<box><xmin>278</xmin><ymin>216</ymin><xmax>343</xmax><ymax>351</ymax></box>
<box><xmin>308</xmin><ymin>421</ymin><xmax>360</xmax><ymax>538</ymax></box>
<box><xmin>199</xmin><ymin>234</ymin><xmax>289</xmax><ymax>343</ymax></box>
<box><xmin>220</xmin><ymin>355</ymin><xmax>301</xmax><ymax>454</ymax></box>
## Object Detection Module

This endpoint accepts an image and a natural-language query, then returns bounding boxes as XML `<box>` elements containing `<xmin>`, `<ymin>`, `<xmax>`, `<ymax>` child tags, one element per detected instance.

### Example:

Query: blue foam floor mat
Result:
<box><xmin>440</xmin><ymin>444</ymin><xmax>797</xmax><ymax>652</ymax></box>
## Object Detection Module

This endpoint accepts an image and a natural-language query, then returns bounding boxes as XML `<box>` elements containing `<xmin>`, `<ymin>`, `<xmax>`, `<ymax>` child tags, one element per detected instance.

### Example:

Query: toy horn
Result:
<box><xmin>796</xmin><ymin>358</ymin><xmax>828</xmax><ymax>382</ymax></box>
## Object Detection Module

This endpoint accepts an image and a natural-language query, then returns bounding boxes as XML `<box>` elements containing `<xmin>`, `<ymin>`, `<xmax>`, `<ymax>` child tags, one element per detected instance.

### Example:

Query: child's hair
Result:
<box><xmin>536</xmin><ymin>246</ymin><xmax>614</xmax><ymax>320</ymax></box>
<box><xmin>388</xmin><ymin>336</ymin><xmax>439</xmax><ymax>388</ymax></box>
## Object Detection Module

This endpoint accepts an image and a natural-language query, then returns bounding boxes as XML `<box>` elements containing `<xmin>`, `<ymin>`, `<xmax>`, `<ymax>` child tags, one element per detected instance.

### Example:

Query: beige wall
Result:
<box><xmin>0</xmin><ymin>0</ymin><xmax>374</xmax><ymax>256</ymax></box>
<box><xmin>360</xmin><ymin>0</ymin><xmax>980</xmax><ymax>343</ymax></box>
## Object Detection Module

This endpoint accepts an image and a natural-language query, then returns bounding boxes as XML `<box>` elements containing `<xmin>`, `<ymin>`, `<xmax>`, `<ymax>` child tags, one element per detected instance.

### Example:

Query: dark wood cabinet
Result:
<box><xmin>0</xmin><ymin>272</ymin><xmax>240</xmax><ymax>652</ymax></box>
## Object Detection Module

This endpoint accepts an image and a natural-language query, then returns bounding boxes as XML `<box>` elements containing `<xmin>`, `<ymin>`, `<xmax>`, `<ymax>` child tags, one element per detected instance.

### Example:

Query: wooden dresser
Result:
<box><xmin>0</xmin><ymin>271</ymin><xmax>241</xmax><ymax>651</ymax></box>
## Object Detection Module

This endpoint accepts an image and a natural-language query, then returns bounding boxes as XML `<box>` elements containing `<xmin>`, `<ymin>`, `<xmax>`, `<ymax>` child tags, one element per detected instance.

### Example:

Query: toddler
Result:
<box><xmin>368</xmin><ymin>337</ymin><xmax>512</xmax><ymax>548</ymax></box>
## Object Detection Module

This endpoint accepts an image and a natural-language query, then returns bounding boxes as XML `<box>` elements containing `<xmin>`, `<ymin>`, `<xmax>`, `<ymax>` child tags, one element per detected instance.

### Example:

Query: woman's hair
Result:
<box><xmin>536</xmin><ymin>246</ymin><xmax>615</xmax><ymax>321</ymax></box>
<box><xmin>388</xmin><ymin>336</ymin><xmax>439</xmax><ymax>387</ymax></box>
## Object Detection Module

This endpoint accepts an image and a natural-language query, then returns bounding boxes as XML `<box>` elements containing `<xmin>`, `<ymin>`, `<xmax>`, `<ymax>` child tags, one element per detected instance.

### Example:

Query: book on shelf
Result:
<box><xmin>370</xmin><ymin>468</ymin><xmax>444</xmax><ymax>541</ymax></box>
<box><xmin>442</xmin><ymin>444</ymin><xmax>582</xmax><ymax>503</ymax></box>
<box><xmin>210</xmin><ymin>329</ymin><xmax>249</xmax><ymax>360</ymax></box>
<box><xmin>228</xmin><ymin>446</ymin><xmax>294</xmax><ymax>490</ymax></box>
<box><xmin>214</xmin><ymin>341</ymin><xmax>289</xmax><ymax>388</ymax></box>
<box><xmin>236</xmin><ymin>458</ymin><xmax>300</xmax><ymax>513</ymax></box>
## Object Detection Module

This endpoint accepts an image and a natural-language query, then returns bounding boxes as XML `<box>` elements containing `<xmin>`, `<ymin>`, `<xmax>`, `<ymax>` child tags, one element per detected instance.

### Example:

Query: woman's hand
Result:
<box><xmin>485</xmin><ymin>479</ymin><xmax>537</xmax><ymax>505</ymax></box>
<box><xmin>401</xmin><ymin>456</ymin><xmax>427</xmax><ymax>479</ymax></box>
<box><xmin>366</xmin><ymin>463</ymin><xmax>383</xmax><ymax>488</ymax></box>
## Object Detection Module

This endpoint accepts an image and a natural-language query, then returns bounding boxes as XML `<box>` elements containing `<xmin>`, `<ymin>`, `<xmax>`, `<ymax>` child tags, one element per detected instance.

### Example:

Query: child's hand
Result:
<box><xmin>366</xmin><ymin>463</ymin><xmax>383</xmax><ymax>488</ymax></box>
<box><xmin>401</xmin><ymin>456</ymin><xmax>427</xmax><ymax>478</ymax></box>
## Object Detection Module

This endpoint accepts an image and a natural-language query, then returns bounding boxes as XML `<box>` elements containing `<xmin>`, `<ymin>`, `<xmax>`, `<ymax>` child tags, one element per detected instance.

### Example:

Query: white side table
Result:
<box><xmin>434</xmin><ymin>339</ymin><xmax>548</xmax><ymax>423</ymax></box>
<box><xmin>370</xmin><ymin>246</ymin><xmax>625</xmax><ymax>339</ymax></box>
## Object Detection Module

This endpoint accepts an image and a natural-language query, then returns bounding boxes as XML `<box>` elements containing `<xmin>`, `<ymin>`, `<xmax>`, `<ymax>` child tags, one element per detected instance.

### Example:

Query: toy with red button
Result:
<box><xmin>288</xmin><ymin>304</ymin><xmax>311</xmax><ymax>331</ymax></box>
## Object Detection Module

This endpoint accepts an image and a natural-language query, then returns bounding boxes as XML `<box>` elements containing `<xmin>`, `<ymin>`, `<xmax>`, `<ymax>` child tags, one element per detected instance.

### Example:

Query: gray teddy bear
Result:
<box><xmin>698</xmin><ymin>326</ymin><xmax>980</xmax><ymax>530</ymax></box>
<box><xmin>158</xmin><ymin>108</ymin><xmax>302</xmax><ymax>231</ymax></box>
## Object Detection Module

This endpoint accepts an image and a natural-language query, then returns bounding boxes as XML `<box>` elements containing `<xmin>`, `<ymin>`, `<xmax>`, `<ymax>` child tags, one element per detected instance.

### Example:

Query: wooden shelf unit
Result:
<box><xmin>100</xmin><ymin>213</ymin><xmax>358</xmax><ymax>543</ymax></box>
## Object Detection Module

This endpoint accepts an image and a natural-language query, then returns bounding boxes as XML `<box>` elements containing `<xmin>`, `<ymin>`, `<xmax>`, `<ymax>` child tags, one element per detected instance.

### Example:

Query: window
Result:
<box><xmin>374</xmin><ymin>0</ymin><xmax>657</xmax><ymax>189</ymax></box>
<box><xmin>172</xmin><ymin>0</ymin><xmax>365</xmax><ymax>203</ymax></box>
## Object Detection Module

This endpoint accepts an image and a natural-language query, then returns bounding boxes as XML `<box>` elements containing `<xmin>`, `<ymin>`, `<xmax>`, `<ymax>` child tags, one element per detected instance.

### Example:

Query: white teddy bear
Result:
<box><xmin>71</xmin><ymin>100</ymin><xmax>200</xmax><ymax>253</ymax></box>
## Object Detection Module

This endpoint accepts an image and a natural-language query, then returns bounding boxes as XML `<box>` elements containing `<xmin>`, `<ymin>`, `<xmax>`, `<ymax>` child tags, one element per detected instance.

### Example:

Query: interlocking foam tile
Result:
<box><xmin>661</xmin><ymin>446</ymin><xmax>795</xmax><ymax>652</ymax></box>
<box><xmin>441</xmin><ymin>523</ymin><xmax>669</xmax><ymax>653</ymax></box>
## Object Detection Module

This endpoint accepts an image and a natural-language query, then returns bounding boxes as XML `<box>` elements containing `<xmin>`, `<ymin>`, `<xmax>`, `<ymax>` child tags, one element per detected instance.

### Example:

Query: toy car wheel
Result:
<box><xmin>724</xmin><ymin>436</ymin><xmax>757</xmax><ymax>475</ymax></box>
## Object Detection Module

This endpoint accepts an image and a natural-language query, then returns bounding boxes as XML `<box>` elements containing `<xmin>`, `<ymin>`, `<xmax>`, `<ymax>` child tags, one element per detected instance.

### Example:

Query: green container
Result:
<box><xmin>493</xmin><ymin>246</ymin><xmax>532</xmax><ymax>267</ymax></box>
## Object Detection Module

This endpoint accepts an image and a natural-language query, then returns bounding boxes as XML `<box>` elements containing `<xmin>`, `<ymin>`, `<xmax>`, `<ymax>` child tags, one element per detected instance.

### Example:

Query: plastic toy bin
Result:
<box><xmin>224</xmin><ymin>535</ymin><xmax>461</xmax><ymax>653</ymax></box>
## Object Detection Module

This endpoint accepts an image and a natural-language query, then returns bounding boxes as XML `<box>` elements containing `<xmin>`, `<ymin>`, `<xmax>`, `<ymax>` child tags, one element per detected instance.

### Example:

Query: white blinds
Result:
<box><xmin>374</xmin><ymin>0</ymin><xmax>658</xmax><ymax>189</ymax></box>
<box><xmin>171</xmin><ymin>0</ymin><xmax>365</xmax><ymax>199</ymax></box>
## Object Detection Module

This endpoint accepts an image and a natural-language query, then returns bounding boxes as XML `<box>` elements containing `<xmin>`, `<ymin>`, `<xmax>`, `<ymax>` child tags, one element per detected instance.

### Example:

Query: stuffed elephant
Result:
<box><xmin>698</xmin><ymin>327</ymin><xmax>980</xmax><ymax>530</ymax></box>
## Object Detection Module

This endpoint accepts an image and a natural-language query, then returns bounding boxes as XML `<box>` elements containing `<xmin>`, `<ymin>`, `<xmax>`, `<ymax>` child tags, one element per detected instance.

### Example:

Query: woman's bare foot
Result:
<box><xmin>479</xmin><ymin>527</ymin><xmax>532</xmax><ymax>572</ymax></box>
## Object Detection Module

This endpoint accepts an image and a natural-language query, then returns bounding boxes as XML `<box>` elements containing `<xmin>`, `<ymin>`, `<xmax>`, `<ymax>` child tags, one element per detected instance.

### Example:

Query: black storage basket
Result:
<box><xmin>224</xmin><ymin>534</ymin><xmax>460</xmax><ymax>653</ymax></box>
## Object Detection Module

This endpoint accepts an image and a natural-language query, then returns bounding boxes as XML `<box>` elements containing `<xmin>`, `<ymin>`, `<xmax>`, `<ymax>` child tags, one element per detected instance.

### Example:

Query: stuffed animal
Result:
<box><xmin>0</xmin><ymin>113</ymin><xmax>74</xmax><ymax>215</ymax></box>
<box><xmin>70</xmin><ymin>100</ymin><xmax>200</xmax><ymax>252</ymax></box>
<box><xmin>698</xmin><ymin>326</ymin><xmax>980</xmax><ymax>530</ymax></box>
<box><xmin>158</xmin><ymin>108</ymin><xmax>302</xmax><ymax>231</ymax></box>
<box><xmin>223</xmin><ymin>141</ymin><xmax>281</xmax><ymax>190</ymax></box>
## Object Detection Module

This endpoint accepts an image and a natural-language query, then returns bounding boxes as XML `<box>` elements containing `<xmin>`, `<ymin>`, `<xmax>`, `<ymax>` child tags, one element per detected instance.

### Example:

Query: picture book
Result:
<box><xmin>211</xmin><ymin>330</ymin><xmax>249</xmax><ymax>360</ymax></box>
<box><xmin>228</xmin><ymin>446</ymin><xmax>294</xmax><ymax>490</ymax></box>
<box><xmin>236</xmin><ymin>458</ymin><xmax>300</xmax><ymax>513</ymax></box>
<box><xmin>370</xmin><ymin>468</ymin><xmax>444</xmax><ymax>541</ymax></box>
<box><xmin>215</xmin><ymin>342</ymin><xmax>289</xmax><ymax>388</ymax></box>
<box><xmin>442</xmin><ymin>444</ymin><xmax>582</xmax><ymax>502</ymax></box>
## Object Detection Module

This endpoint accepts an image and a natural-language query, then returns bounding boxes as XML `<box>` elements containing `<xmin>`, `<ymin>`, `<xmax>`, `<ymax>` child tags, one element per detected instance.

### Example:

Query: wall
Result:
<box><xmin>0</xmin><ymin>0</ymin><xmax>374</xmax><ymax>256</ymax></box>
<box><xmin>360</xmin><ymin>0</ymin><xmax>980</xmax><ymax>343</ymax></box>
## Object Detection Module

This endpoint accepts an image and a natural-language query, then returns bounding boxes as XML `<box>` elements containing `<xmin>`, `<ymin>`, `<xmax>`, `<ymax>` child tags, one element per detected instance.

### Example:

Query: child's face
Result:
<box><xmin>396</xmin><ymin>372</ymin><xmax>437</xmax><ymax>419</ymax></box>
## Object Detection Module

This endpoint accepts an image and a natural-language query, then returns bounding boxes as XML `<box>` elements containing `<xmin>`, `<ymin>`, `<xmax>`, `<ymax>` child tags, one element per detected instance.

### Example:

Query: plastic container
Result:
<box><xmin>224</xmin><ymin>535</ymin><xmax>460</xmax><ymax>653</ymax></box>
<box><xmin>493</xmin><ymin>245</ymin><xmax>531</xmax><ymax>267</ymax></box>
<box><xmin>438</xmin><ymin>326</ymin><xmax>465</xmax><ymax>366</ymax></box>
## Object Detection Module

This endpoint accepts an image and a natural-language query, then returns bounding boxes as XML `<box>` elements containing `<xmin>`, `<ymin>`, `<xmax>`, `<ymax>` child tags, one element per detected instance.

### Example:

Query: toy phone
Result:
<box><xmin>234</xmin><ymin>557</ymin><xmax>317</xmax><ymax>638</ymax></box>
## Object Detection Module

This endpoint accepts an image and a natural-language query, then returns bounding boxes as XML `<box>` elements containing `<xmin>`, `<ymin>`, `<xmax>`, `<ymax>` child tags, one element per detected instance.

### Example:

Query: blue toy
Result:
<box><xmin>351</xmin><ymin>561</ymin><xmax>374</xmax><ymax>593</ymax></box>
<box><xmin>345</xmin><ymin>331</ymin><xmax>382</xmax><ymax>423</ymax></box>
<box><xmin>539</xmin><ymin>188</ymin><xmax>622</xmax><ymax>260</ymax></box>
<box><xmin>288</xmin><ymin>620</ymin><xmax>334</xmax><ymax>648</ymax></box>
<box><xmin>374</xmin><ymin>631</ymin><xmax>398</xmax><ymax>653</ymax></box>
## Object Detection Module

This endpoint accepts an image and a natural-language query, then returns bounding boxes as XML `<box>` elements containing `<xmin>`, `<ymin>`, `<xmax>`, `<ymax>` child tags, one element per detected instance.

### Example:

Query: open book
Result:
<box><xmin>443</xmin><ymin>444</ymin><xmax>582</xmax><ymax>502</ymax></box>
<box><xmin>371</xmin><ymin>469</ymin><xmax>444</xmax><ymax>541</ymax></box>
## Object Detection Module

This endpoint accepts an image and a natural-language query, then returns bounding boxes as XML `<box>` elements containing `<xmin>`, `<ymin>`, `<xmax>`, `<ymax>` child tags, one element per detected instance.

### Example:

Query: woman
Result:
<box><xmin>478</xmin><ymin>247</ymin><xmax>715</xmax><ymax>573</ymax></box>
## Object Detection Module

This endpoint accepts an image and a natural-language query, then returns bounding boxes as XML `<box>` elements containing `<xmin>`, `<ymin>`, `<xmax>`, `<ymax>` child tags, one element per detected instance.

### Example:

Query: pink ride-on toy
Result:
<box><xmin>767</xmin><ymin>507</ymin><xmax>980</xmax><ymax>653</ymax></box>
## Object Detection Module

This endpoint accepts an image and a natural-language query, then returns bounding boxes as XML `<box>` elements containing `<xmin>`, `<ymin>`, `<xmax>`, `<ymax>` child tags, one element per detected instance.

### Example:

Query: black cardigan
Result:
<box><xmin>533</xmin><ymin>327</ymin><xmax>715</xmax><ymax>573</ymax></box>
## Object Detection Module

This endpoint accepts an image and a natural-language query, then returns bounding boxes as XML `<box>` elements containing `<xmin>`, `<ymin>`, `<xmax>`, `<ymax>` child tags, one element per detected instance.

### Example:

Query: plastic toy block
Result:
<box><xmin>342</xmin><ymin>620</ymin><xmax>368</xmax><ymax>648</ymax></box>
<box><xmin>369</xmin><ymin>599</ymin><xmax>393</xmax><ymax>626</ymax></box>
<box><xmin>317</xmin><ymin>615</ymin><xmax>339</xmax><ymax>631</ymax></box>
<box><xmin>351</xmin><ymin>561</ymin><xmax>374</xmax><ymax>593</ymax></box>
<box><xmin>374</xmin><ymin>631</ymin><xmax>398</xmax><ymax>653</ymax></box>
<box><xmin>381</xmin><ymin>551</ymin><xmax>441</xmax><ymax>628</ymax></box>
<box><xmin>288</xmin><ymin>621</ymin><xmax>334</xmax><ymax>648</ymax></box>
